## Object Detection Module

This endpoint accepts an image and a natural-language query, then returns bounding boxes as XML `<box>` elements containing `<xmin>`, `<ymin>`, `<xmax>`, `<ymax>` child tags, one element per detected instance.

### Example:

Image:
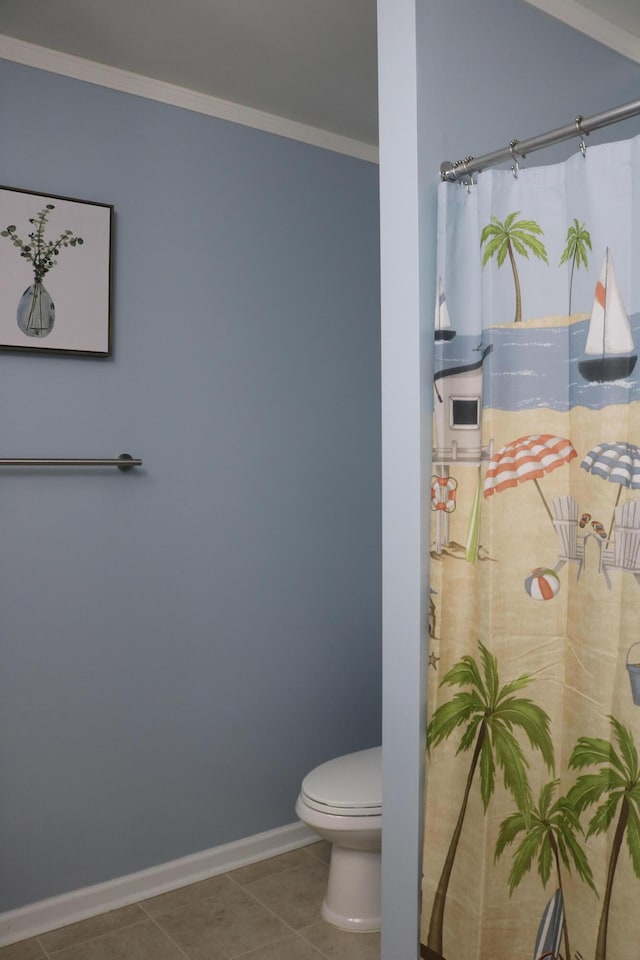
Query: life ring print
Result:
<box><xmin>430</xmin><ymin>475</ymin><xmax>458</xmax><ymax>513</ymax></box>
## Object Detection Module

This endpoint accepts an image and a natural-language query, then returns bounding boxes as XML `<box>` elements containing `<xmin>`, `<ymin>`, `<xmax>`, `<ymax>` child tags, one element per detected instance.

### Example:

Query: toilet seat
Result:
<box><xmin>300</xmin><ymin>746</ymin><xmax>381</xmax><ymax>817</ymax></box>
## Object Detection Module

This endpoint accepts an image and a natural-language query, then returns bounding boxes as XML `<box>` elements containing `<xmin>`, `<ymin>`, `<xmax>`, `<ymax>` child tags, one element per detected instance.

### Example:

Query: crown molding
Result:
<box><xmin>523</xmin><ymin>0</ymin><xmax>640</xmax><ymax>63</ymax></box>
<box><xmin>0</xmin><ymin>34</ymin><xmax>379</xmax><ymax>164</ymax></box>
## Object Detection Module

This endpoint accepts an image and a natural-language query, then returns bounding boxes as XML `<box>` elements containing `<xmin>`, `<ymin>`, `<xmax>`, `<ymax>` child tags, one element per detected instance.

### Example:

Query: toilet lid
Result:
<box><xmin>300</xmin><ymin>746</ymin><xmax>381</xmax><ymax>811</ymax></box>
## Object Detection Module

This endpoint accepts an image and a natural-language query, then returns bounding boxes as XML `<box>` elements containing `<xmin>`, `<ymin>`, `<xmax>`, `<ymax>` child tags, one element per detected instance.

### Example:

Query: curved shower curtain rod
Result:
<box><xmin>440</xmin><ymin>97</ymin><xmax>640</xmax><ymax>183</ymax></box>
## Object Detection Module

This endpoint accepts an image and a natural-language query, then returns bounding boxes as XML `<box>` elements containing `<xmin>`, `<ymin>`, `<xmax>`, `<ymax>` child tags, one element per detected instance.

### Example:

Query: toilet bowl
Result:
<box><xmin>295</xmin><ymin>746</ymin><xmax>381</xmax><ymax>932</ymax></box>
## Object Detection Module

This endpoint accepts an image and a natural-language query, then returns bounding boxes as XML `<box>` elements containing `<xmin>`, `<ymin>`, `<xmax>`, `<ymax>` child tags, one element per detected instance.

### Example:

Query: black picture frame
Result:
<box><xmin>0</xmin><ymin>185</ymin><xmax>113</xmax><ymax>357</ymax></box>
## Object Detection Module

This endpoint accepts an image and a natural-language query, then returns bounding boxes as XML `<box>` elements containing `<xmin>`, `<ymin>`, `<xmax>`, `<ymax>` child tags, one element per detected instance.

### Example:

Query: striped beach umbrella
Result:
<box><xmin>484</xmin><ymin>434</ymin><xmax>577</xmax><ymax>522</ymax></box>
<box><xmin>581</xmin><ymin>441</ymin><xmax>640</xmax><ymax>490</ymax></box>
<box><xmin>581</xmin><ymin>440</ymin><xmax>640</xmax><ymax>539</ymax></box>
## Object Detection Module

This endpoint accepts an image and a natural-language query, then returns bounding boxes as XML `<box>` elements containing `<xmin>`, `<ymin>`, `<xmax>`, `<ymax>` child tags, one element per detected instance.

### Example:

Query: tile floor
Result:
<box><xmin>1</xmin><ymin>842</ymin><xmax>380</xmax><ymax>960</ymax></box>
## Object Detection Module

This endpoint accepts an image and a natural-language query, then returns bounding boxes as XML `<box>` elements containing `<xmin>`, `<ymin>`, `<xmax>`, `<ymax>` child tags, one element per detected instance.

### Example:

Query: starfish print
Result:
<box><xmin>428</xmin><ymin>651</ymin><xmax>440</xmax><ymax>670</ymax></box>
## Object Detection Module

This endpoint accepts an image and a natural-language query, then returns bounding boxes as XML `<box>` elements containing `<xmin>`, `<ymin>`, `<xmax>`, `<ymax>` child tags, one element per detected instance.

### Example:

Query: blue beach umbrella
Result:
<box><xmin>581</xmin><ymin>440</ymin><xmax>640</xmax><ymax>538</ymax></box>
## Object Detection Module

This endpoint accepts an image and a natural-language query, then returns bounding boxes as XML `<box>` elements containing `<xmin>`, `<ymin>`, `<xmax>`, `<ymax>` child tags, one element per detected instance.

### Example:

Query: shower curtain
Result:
<box><xmin>422</xmin><ymin>133</ymin><xmax>640</xmax><ymax>960</ymax></box>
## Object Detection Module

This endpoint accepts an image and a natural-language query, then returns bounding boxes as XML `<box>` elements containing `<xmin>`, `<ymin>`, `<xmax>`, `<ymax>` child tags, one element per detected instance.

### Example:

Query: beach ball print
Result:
<box><xmin>524</xmin><ymin>567</ymin><xmax>561</xmax><ymax>601</ymax></box>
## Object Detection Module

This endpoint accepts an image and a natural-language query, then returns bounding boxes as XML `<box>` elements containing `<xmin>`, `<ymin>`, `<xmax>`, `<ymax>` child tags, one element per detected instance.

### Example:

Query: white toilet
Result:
<box><xmin>295</xmin><ymin>745</ymin><xmax>382</xmax><ymax>932</ymax></box>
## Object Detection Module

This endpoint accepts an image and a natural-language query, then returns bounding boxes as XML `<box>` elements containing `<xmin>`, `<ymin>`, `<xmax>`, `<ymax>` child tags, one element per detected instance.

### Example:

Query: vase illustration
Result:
<box><xmin>17</xmin><ymin>282</ymin><xmax>55</xmax><ymax>338</ymax></box>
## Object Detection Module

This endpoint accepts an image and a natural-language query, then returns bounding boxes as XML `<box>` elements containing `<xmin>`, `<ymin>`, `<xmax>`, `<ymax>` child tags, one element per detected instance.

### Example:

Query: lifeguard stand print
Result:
<box><xmin>432</xmin><ymin>340</ymin><xmax>493</xmax><ymax>556</ymax></box>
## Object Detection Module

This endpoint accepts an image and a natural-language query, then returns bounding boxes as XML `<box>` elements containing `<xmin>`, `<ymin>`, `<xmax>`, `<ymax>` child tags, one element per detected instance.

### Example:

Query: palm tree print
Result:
<box><xmin>568</xmin><ymin>717</ymin><xmax>640</xmax><ymax>960</ymax></box>
<box><xmin>559</xmin><ymin>219</ymin><xmax>591</xmax><ymax>314</ymax></box>
<box><xmin>423</xmin><ymin>642</ymin><xmax>554</xmax><ymax>960</ymax></box>
<box><xmin>495</xmin><ymin>780</ymin><xmax>596</xmax><ymax>960</ymax></box>
<box><xmin>480</xmin><ymin>212</ymin><xmax>548</xmax><ymax>323</ymax></box>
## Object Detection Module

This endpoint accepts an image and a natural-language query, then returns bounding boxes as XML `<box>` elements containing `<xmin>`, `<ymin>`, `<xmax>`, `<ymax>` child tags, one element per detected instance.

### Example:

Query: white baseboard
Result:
<box><xmin>0</xmin><ymin>821</ymin><xmax>318</xmax><ymax>948</ymax></box>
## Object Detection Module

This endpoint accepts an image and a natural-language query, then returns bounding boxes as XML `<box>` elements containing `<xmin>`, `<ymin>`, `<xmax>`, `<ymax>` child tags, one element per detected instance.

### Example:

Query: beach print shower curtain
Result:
<box><xmin>422</xmin><ymin>134</ymin><xmax>640</xmax><ymax>960</ymax></box>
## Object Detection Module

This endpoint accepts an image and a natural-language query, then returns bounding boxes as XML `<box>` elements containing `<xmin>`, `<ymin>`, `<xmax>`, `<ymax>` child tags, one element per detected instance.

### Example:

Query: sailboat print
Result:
<box><xmin>435</xmin><ymin>278</ymin><xmax>456</xmax><ymax>341</ymax></box>
<box><xmin>578</xmin><ymin>248</ymin><xmax>637</xmax><ymax>382</ymax></box>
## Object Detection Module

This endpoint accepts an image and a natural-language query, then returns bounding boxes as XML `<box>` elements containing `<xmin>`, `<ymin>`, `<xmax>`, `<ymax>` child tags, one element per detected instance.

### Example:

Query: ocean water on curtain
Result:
<box><xmin>438</xmin><ymin>317</ymin><xmax>640</xmax><ymax>411</ymax></box>
<box><xmin>422</xmin><ymin>133</ymin><xmax>640</xmax><ymax>960</ymax></box>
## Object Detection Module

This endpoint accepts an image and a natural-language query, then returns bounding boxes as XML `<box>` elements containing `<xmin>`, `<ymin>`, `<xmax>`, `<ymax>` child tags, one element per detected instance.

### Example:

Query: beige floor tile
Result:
<box><xmin>229</xmin><ymin>849</ymin><xmax>315</xmax><ymax>887</ymax></box>
<box><xmin>154</xmin><ymin>883</ymin><xmax>289</xmax><ymax>960</ymax></box>
<box><xmin>39</xmin><ymin>906</ymin><xmax>147</xmax><ymax>953</ymax></box>
<box><xmin>45</xmin><ymin>920</ymin><xmax>184</xmax><ymax>960</ymax></box>
<box><xmin>0</xmin><ymin>939</ymin><xmax>46</xmax><ymax>960</ymax></box>
<box><xmin>234</xmin><ymin>934</ymin><xmax>324</xmax><ymax>959</ymax></box>
<box><xmin>244</xmin><ymin>859</ymin><xmax>329</xmax><ymax>930</ymax></box>
<box><xmin>304</xmin><ymin>841</ymin><xmax>331</xmax><ymax>865</ymax></box>
<box><xmin>300</xmin><ymin>921</ymin><xmax>381</xmax><ymax>960</ymax></box>
<box><xmin>140</xmin><ymin>874</ymin><xmax>234</xmax><ymax>918</ymax></box>
<box><xmin>3</xmin><ymin>849</ymin><xmax>380</xmax><ymax>960</ymax></box>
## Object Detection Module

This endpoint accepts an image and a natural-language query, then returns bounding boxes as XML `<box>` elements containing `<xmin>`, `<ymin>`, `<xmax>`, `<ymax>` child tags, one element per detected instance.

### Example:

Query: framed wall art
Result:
<box><xmin>0</xmin><ymin>186</ymin><xmax>113</xmax><ymax>357</ymax></box>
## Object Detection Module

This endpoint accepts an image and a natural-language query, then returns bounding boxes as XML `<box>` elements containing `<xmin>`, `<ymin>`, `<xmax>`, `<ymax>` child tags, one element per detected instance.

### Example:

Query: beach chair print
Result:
<box><xmin>551</xmin><ymin>495</ymin><xmax>589</xmax><ymax>580</ymax></box>
<box><xmin>598</xmin><ymin>499</ymin><xmax>640</xmax><ymax>589</ymax></box>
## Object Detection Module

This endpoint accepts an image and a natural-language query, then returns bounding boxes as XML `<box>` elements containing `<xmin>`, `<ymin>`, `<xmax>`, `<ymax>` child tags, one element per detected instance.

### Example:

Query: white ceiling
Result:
<box><xmin>559</xmin><ymin>0</ymin><xmax>640</xmax><ymax>38</ymax></box>
<box><xmin>525</xmin><ymin>0</ymin><xmax>640</xmax><ymax>63</ymax></box>
<box><xmin>0</xmin><ymin>0</ymin><xmax>378</xmax><ymax>145</ymax></box>
<box><xmin>0</xmin><ymin>0</ymin><xmax>637</xmax><ymax>153</ymax></box>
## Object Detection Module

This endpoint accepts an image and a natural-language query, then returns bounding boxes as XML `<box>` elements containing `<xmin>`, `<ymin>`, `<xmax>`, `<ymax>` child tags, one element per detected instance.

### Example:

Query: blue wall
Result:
<box><xmin>0</xmin><ymin>59</ymin><xmax>382</xmax><ymax>910</ymax></box>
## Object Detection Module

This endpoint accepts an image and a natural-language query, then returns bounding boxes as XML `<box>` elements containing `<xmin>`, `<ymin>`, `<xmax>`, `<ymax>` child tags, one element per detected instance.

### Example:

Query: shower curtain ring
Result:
<box><xmin>575</xmin><ymin>115</ymin><xmax>587</xmax><ymax>157</ymax></box>
<box><xmin>509</xmin><ymin>140</ymin><xmax>520</xmax><ymax>178</ymax></box>
<box><xmin>462</xmin><ymin>157</ymin><xmax>473</xmax><ymax>193</ymax></box>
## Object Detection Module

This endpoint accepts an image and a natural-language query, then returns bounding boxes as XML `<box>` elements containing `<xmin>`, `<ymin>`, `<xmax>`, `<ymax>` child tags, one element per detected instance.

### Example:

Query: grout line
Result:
<box><xmin>140</xmin><ymin>872</ymin><xmax>316</xmax><ymax>959</ymax></box>
<box><xmin>136</xmin><ymin>875</ymin><xmax>239</xmax><ymax>919</ymax></box>
<box><xmin>137</xmin><ymin>899</ymin><xmax>165</xmax><ymax>921</ymax></box>
<box><xmin>134</xmin><ymin>850</ymin><xmax>317</xmax><ymax>920</ymax></box>
<box><xmin>225</xmin><ymin>858</ymin><xmax>326</xmax><ymax>899</ymax></box>
<box><xmin>224</xmin><ymin>865</ymin><xmax>341</xmax><ymax>960</ymax></box>
<box><xmin>18</xmin><ymin>852</ymin><xmax>332</xmax><ymax>960</ymax></box>
<box><xmin>17</xmin><ymin>849</ymin><xmax>328</xmax><ymax>957</ymax></box>
<box><xmin>289</xmin><ymin>927</ymin><xmax>332</xmax><ymax>960</ymax></box>
<box><xmin>225</xmin><ymin>871</ymin><xmax>303</xmax><ymax>936</ymax></box>
<box><xmin>35</xmin><ymin>936</ymin><xmax>52</xmax><ymax>959</ymax></box>
<box><xmin>145</xmin><ymin>915</ymin><xmax>191</xmax><ymax>960</ymax></box>
<box><xmin>147</xmin><ymin>874</ymin><xmax>323</xmax><ymax>960</ymax></box>
<box><xmin>225</xmin><ymin>846</ymin><xmax>323</xmax><ymax>885</ymax></box>
<box><xmin>226</xmin><ymin>868</ymin><xmax>297</xmax><ymax>890</ymax></box>
<box><xmin>296</xmin><ymin>921</ymin><xmax>381</xmax><ymax>960</ymax></box>
<box><xmin>302</xmin><ymin>842</ymin><xmax>331</xmax><ymax>865</ymax></box>
<box><xmin>231</xmin><ymin>930</ymin><xmax>328</xmax><ymax>960</ymax></box>
<box><xmin>32</xmin><ymin>917</ymin><xmax>151</xmax><ymax>957</ymax></box>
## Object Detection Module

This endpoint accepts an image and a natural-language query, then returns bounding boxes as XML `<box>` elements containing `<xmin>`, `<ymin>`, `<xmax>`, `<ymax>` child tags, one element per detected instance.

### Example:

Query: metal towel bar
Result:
<box><xmin>0</xmin><ymin>454</ymin><xmax>142</xmax><ymax>471</ymax></box>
